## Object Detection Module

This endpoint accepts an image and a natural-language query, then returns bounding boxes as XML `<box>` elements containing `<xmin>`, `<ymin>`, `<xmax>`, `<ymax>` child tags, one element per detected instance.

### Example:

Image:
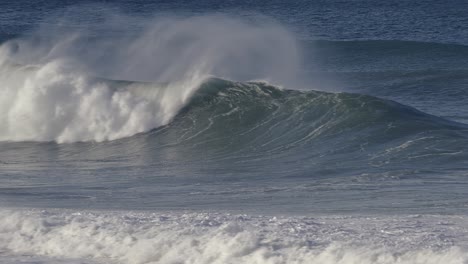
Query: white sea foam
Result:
<box><xmin>0</xmin><ymin>14</ymin><xmax>300</xmax><ymax>143</ymax></box>
<box><xmin>1</xmin><ymin>209</ymin><xmax>467</xmax><ymax>264</ymax></box>
<box><xmin>0</xmin><ymin>59</ymin><xmax>203</xmax><ymax>143</ymax></box>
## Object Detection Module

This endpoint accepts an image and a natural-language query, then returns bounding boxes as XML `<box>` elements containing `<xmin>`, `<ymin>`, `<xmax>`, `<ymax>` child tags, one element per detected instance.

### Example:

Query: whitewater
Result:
<box><xmin>1</xmin><ymin>209</ymin><xmax>468</xmax><ymax>264</ymax></box>
<box><xmin>1</xmin><ymin>2</ymin><xmax>468</xmax><ymax>264</ymax></box>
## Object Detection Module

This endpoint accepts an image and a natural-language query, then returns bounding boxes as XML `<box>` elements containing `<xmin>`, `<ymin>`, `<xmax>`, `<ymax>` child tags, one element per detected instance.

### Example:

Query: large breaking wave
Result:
<box><xmin>0</xmin><ymin>12</ymin><xmax>467</xmax><ymax>167</ymax></box>
<box><xmin>0</xmin><ymin>13</ymin><xmax>299</xmax><ymax>143</ymax></box>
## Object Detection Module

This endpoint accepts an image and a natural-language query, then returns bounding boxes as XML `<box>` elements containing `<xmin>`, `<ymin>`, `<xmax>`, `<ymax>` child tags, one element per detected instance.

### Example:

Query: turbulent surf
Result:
<box><xmin>1</xmin><ymin>2</ymin><xmax>468</xmax><ymax>264</ymax></box>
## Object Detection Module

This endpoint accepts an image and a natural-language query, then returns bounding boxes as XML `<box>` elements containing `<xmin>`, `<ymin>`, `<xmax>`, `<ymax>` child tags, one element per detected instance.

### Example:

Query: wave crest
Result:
<box><xmin>0</xmin><ymin>60</ymin><xmax>201</xmax><ymax>142</ymax></box>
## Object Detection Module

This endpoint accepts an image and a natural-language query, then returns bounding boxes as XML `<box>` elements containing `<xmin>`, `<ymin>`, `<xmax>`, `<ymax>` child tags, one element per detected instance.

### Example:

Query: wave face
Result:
<box><xmin>142</xmin><ymin>78</ymin><xmax>468</xmax><ymax>178</ymax></box>
<box><xmin>173</xmin><ymin>78</ymin><xmax>465</xmax><ymax>152</ymax></box>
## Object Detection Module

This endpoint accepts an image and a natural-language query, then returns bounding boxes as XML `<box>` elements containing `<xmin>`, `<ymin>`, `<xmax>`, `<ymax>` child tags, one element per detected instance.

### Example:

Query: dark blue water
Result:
<box><xmin>0</xmin><ymin>1</ymin><xmax>468</xmax><ymax>263</ymax></box>
<box><xmin>1</xmin><ymin>0</ymin><xmax>468</xmax><ymax>44</ymax></box>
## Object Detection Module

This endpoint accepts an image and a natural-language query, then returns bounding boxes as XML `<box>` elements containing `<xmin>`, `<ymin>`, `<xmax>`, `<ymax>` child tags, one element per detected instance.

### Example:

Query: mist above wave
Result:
<box><xmin>0</xmin><ymin>12</ymin><xmax>300</xmax><ymax>143</ymax></box>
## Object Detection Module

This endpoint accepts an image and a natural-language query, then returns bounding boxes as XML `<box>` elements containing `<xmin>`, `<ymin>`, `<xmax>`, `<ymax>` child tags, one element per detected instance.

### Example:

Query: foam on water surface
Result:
<box><xmin>1</xmin><ymin>209</ymin><xmax>468</xmax><ymax>264</ymax></box>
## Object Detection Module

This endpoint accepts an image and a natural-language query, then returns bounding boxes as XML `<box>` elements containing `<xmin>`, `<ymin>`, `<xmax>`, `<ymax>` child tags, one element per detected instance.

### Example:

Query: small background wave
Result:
<box><xmin>303</xmin><ymin>40</ymin><xmax>468</xmax><ymax>123</ymax></box>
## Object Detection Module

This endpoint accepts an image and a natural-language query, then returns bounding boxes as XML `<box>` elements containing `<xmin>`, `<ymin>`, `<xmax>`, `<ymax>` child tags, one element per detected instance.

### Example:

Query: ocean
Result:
<box><xmin>1</xmin><ymin>0</ymin><xmax>468</xmax><ymax>263</ymax></box>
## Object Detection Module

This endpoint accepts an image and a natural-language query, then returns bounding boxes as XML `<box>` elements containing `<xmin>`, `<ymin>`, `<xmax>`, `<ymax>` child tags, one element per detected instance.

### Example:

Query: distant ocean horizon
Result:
<box><xmin>1</xmin><ymin>1</ymin><xmax>468</xmax><ymax>263</ymax></box>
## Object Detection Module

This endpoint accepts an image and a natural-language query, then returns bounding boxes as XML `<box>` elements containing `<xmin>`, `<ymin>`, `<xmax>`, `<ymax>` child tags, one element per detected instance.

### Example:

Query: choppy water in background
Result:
<box><xmin>1</xmin><ymin>0</ymin><xmax>468</xmax><ymax>263</ymax></box>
